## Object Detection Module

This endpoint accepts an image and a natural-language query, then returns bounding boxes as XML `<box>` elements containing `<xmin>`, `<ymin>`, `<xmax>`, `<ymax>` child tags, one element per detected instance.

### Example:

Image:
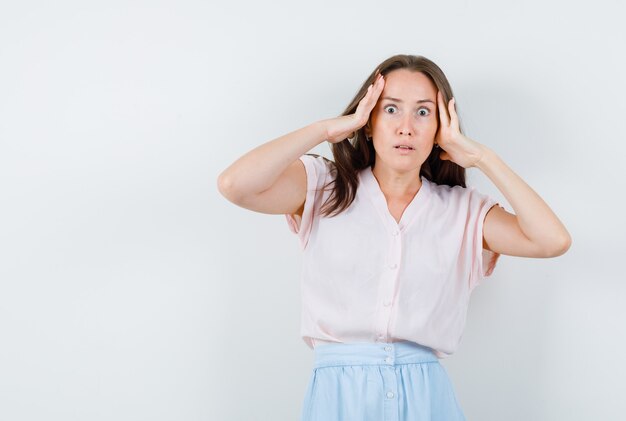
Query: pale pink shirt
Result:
<box><xmin>285</xmin><ymin>154</ymin><xmax>502</xmax><ymax>359</ymax></box>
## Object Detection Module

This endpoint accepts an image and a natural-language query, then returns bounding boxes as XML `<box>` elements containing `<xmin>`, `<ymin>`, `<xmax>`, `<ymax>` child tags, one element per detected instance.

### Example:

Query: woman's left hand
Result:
<box><xmin>435</xmin><ymin>91</ymin><xmax>486</xmax><ymax>168</ymax></box>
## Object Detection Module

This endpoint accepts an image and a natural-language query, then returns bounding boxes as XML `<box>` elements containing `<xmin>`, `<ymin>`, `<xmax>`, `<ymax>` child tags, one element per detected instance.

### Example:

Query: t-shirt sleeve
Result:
<box><xmin>467</xmin><ymin>187</ymin><xmax>502</xmax><ymax>291</ymax></box>
<box><xmin>284</xmin><ymin>154</ymin><xmax>331</xmax><ymax>251</ymax></box>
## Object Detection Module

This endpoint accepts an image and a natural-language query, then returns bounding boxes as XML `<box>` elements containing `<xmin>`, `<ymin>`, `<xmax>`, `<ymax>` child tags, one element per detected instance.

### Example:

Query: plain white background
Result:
<box><xmin>1</xmin><ymin>0</ymin><xmax>624</xmax><ymax>420</ymax></box>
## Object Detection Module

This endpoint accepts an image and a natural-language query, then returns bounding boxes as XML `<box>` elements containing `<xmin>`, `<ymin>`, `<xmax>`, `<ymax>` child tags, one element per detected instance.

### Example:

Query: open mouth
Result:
<box><xmin>394</xmin><ymin>145</ymin><xmax>414</xmax><ymax>150</ymax></box>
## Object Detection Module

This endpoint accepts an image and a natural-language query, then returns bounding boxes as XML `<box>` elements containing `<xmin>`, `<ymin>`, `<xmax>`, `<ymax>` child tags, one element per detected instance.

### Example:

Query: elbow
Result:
<box><xmin>217</xmin><ymin>172</ymin><xmax>241</xmax><ymax>203</ymax></box>
<box><xmin>545</xmin><ymin>233</ymin><xmax>572</xmax><ymax>257</ymax></box>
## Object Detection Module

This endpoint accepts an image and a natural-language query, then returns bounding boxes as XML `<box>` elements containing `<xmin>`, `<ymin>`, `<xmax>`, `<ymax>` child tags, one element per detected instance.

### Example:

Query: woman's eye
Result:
<box><xmin>384</xmin><ymin>105</ymin><xmax>430</xmax><ymax>116</ymax></box>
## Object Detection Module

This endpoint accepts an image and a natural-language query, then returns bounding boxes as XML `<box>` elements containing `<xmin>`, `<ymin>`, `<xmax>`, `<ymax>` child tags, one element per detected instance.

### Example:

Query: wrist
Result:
<box><xmin>317</xmin><ymin>119</ymin><xmax>332</xmax><ymax>144</ymax></box>
<box><xmin>474</xmin><ymin>145</ymin><xmax>495</xmax><ymax>170</ymax></box>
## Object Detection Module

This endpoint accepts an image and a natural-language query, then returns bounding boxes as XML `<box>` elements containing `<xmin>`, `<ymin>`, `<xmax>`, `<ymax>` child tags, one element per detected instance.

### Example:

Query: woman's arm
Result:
<box><xmin>217</xmin><ymin>121</ymin><xmax>327</xmax><ymax>203</ymax></box>
<box><xmin>218</xmin><ymin>72</ymin><xmax>387</xmax><ymax>206</ymax></box>
<box><xmin>476</xmin><ymin>146</ymin><xmax>572</xmax><ymax>258</ymax></box>
<box><xmin>435</xmin><ymin>92</ymin><xmax>572</xmax><ymax>258</ymax></box>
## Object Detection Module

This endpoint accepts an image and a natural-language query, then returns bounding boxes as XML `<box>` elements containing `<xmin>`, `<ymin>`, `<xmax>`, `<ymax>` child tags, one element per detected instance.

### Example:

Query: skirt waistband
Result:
<box><xmin>313</xmin><ymin>340</ymin><xmax>439</xmax><ymax>369</ymax></box>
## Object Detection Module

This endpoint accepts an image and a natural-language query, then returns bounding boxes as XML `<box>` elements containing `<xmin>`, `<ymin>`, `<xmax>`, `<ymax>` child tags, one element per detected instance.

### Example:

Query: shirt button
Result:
<box><xmin>384</xmin><ymin>346</ymin><xmax>392</xmax><ymax>352</ymax></box>
<box><xmin>392</xmin><ymin>230</ymin><xmax>399</xmax><ymax>236</ymax></box>
<box><xmin>389</xmin><ymin>263</ymin><xmax>397</xmax><ymax>269</ymax></box>
<box><xmin>383</xmin><ymin>300</ymin><xmax>391</xmax><ymax>306</ymax></box>
<box><xmin>385</xmin><ymin>357</ymin><xmax>392</xmax><ymax>363</ymax></box>
<box><xmin>378</xmin><ymin>333</ymin><xmax>384</xmax><ymax>338</ymax></box>
<box><xmin>387</xmin><ymin>391</ymin><xmax>395</xmax><ymax>399</ymax></box>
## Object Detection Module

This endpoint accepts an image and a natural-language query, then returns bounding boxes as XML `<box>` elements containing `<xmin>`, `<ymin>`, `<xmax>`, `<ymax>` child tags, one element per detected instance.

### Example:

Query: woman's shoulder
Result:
<box><xmin>425</xmin><ymin>179</ymin><xmax>483</xmax><ymax>210</ymax></box>
<box><xmin>424</xmin><ymin>178</ymin><xmax>465</xmax><ymax>196</ymax></box>
<box><xmin>300</xmin><ymin>153</ymin><xmax>339</xmax><ymax>183</ymax></box>
<box><xmin>301</xmin><ymin>153</ymin><xmax>336</xmax><ymax>170</ymax></box>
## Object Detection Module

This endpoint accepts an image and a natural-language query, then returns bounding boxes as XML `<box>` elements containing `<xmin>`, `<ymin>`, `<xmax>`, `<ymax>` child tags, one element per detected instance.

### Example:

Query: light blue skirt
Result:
<box><xmin>301</xmin><ymin>341</ymin><xmax>467</xmax><ymax>421</ymax></box>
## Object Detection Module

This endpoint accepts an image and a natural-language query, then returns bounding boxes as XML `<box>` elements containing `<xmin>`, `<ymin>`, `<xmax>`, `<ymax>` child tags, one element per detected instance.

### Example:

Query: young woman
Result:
<box><xmin>217</xmin><ymin>54</ymin><xmax>571</xmax><ymax>421</ymax></box>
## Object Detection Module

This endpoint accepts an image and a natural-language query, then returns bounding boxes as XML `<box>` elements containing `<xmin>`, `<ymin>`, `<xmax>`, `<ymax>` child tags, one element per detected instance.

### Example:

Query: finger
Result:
<box><xmin>437</xmin><ymin>91</ymin><xmax>450</xmax><ymax>127</ymax></box>
<box><xmin>372</xmin><ymin>75</ymin><xmax>384</xmax><ymax>97</ymax></box>
<box><xmin>354</xmin><ymin>87</ymin><xmax>372</xmax><ymax>116</ymax></box>
<box><xmin>448</xmin><ymin>97</ymin><xmax>459</xmax><ymax>130</ymax></box>
<box><xmin>355</xmin><ymin>76</ymin><xmax>384</xmax><ymax>121</ymax></box>
<box><xmin>364</xmin><ymin>76</ymin><xmax>384</xmax><ymax>112</ymax></box>
<box><xmin>361</xmin><ymin>79</ymin><xmax>379</xmax><ymax>103</ymax></box>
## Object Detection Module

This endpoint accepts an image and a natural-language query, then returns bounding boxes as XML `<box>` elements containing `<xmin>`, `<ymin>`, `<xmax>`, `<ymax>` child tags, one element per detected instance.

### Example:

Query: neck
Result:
<box><xmin>371</xmin><ymin>164</ymin><xmax>422</xmax><ymax>198</ymax></box>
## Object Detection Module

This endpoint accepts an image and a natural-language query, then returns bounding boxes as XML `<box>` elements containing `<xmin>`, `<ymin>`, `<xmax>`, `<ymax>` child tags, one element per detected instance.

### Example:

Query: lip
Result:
<box><xmin>394</xmin><ymin>144</ymin><xmax>414</xmax><ymax>150</ymax></box>
<box><xmin>394</xmin><ymin>146</ymin><xmax>414</xmax><ymax>154</ymax></box>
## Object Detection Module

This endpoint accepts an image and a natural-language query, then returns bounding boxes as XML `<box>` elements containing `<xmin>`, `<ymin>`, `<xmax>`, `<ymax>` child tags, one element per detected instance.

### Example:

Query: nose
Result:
<box><xmin>398</xmin><ymin>115</ymin><xmax>414</xmax><ymax>137</ymax></box>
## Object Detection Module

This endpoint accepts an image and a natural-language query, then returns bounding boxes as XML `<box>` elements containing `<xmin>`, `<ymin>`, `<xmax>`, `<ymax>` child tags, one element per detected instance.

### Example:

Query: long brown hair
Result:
<box><xmin>314</xmin><ymin>54</ymin><xmax>468</xmax><ymax>218</ymax></box>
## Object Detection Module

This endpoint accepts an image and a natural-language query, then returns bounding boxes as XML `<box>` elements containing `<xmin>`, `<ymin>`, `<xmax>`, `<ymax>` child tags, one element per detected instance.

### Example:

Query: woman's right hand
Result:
<box><xmin>322</xmin><ymin>72</ymin><xmax>385</xmax><ymax>144</ymax></box>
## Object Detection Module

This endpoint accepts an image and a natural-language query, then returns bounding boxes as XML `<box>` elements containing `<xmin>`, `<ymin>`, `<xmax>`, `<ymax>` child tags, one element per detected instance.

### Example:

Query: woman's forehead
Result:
<box><xmin>382</xmin><ymin>70</ymin><xmax>437</xmax><ymax>101</ymax></box>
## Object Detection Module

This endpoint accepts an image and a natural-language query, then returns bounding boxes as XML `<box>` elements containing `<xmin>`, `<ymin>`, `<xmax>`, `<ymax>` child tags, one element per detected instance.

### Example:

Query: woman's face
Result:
<box><xmin>367</xmin><ymin>69</ymin><xmax>439</xmax><ymax>172</ymax></box>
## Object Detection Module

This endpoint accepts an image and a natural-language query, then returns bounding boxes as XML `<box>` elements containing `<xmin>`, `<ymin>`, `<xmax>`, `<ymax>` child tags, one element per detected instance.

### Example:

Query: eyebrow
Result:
<box><xmin>382</xmin><ymin>96</ymin><xmax>435</xmax><ymax>105</ymax></box>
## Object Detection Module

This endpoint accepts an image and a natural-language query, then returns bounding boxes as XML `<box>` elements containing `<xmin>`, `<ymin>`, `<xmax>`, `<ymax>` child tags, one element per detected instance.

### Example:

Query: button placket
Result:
<box><xmin>375</xmin><ymin>228</ymin><xmax>402</xmax><ymax>344</ymax></box>
<box><xmin>382</xmin><ymin>229</ymin><xmax>401</xmax><ymax>327</ymax></box>
<box><xmin>383</xmin><ymin>343</ymin><xmax>398</xmax><ymax>411</ymax></box>
<box><xmin>382</xmin><ymin>343</ymin><xmax>394</xmax><ymax>365</ymax></box>
<box><xmin>388</xmin><ymin>228</ymin><xmax>401</xmax><ymax>272</ymax></box>
<box><xmin>379</xmin><ymin>342</ymin><xmax>399</xmax><ymax>418</ymax></box>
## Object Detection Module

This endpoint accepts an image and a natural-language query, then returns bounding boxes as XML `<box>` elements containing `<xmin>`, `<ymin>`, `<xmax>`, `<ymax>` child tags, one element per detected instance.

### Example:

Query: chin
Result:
<box><xmin>380</xmin><ymin>158</ymin><xmax>421</xmax><ymax>171</ymax></box>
